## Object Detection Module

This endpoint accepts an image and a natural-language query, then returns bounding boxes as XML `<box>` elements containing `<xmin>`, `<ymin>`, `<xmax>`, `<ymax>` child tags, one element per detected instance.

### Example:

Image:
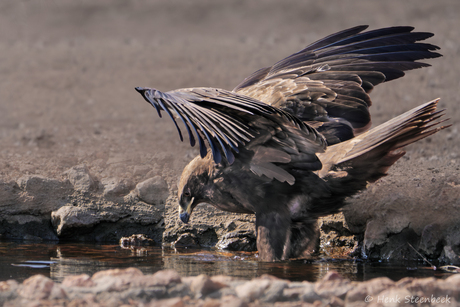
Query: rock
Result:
<box><xmin>375</xmin><ymin>287</ymin><xmax>412</xmax><ymax>306</ymax></box>
<box><xmin>91</xmin><ymin>267</ymin><xmax>144</xmax><ymax>292</ymax></box>
<box><xmin>173</xmin><ymin>233</ymin><xmax>200</xmax><ymax>248</ymax></box>
<box><xmin>440</xmin><ymin>225</ymin><xmax>460</xmax><ymax>265</ymax></box>
<box><xmin>149</xmin><ymin>270</ymin><xmax>182</xmax><ymax>287</ymax></box>
<box><xmin>0</xmin><ymin>280</ymin><xmax>19</xmax><ymax>305</ymax></box>
<box><xmin>51</xmin><ymin>200</ymin><xmax>163</xmax><ymax>242</ymax></box>
<box><xmin>314</xmin><ymin>271</ymin><xmax>353</xmax><ymax>299</ymax></box>
<box><xmin>345</xmin><ymin>277</ymin><xmax>394</xmax><ymax>304</ymax></box>
<box><xmin>162</xmin><ymin>195</ymin><xmax>256</xmax><ymax>249</ymax></box>
<box><xmin>283</xmin><ymin>283</ymin><xmax>306</xmax><ymax>301</ymax></box>
<box><xmin>215</xmin><ymin>231</ymin><xmax>256</xmax><ymax>252</ymax></box>
<box><xmin>101</xmin><ymin>177</ymin><xmax>133</xmax><ymax>198</ymax></box>
<box><xmin>149</xmin><ymin>297</ymin><xmax>184</xmax><ymax>307</ymax></box>
<box><xmin>15</xmin><ymin>175</ymin><xmax>72</xmax><ymax>213</ymax></box>
<box><xmin>190</xmin><ymin>274</ymin><xmax>227</xmax><ymax>298</ymax></box>
<box><xmin>18</xmin><ymin>275</ymin><xmax>66</xmax><ymax>300</ymax></box>
<box><xmin>0</xmin><ymin>176</ymin><xmax>70</xmax><ymax>241</ymax></box>
<box><xmin>220</xmin><ymin>295</ymin><xmax>248</xmax><ymax>307</ymax></box>
<box><xmin>135</xmin><ymin>176</ymin><xmax>169</xmax><ymax>205</ymax></box>
<box><xmin>299</xmin><ymin>282</ymin><xmax>322</xmax><ymax>303</ymax></box>
<box><xmin>62</xmin><ymin>274</ymin><xmax>95</xmax><ymax>288</ymax></box>
<box><xmin>65</xmin><ymin>164</ymin><xmax>96</xmax><ymax>193</ymax></box>
<box><xmin>260</xmin><ymin>280</ymin><xmax>288</xmax><ymax>303</ymax></box>
<box><xmin>234</xmin><ymin>279</ymin><xmax>271</xmax><ymax>302</ymax></box>
<box><xmin>0</xmin><ymin>180</ymin><xmax>20</xmax><ymax>211</ymax></box>
<box><xmin>51</xmin><ymin>205</ymin><xmax>104</xmax><ymax>236</ymax></box>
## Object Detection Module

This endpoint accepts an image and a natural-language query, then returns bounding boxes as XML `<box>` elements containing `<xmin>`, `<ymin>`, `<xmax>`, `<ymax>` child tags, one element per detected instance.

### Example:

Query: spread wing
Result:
<box><xmin>234</xmin><ymin>25</ymin><xmax>441</xmax><ymax>144</ymax></box>
<box><xmin>135</xmin><ymin>87</ymin><xmax>326</xmax><ymax>184</ymax></box>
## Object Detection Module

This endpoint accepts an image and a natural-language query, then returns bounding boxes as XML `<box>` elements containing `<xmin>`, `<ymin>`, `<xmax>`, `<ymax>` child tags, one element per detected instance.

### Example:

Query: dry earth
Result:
<box><xmin>0</xmin><ymin>0</ymin><xmax>460</xmax><ymax>264</ymax></box>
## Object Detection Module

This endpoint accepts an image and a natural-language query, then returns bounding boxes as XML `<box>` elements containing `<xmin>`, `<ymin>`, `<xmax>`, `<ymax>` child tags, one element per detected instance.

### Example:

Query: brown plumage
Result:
<box><xmin>135</xmin><ymin>26</ymin><xmax>448</xmax><ymax>261</ymax></box>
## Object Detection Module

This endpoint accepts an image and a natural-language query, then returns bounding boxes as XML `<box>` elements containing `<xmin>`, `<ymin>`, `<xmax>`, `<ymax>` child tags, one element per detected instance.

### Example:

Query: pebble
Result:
<box><xmin>65</xmin><ymin>164</ymin><xmax>96</xmax><ymax>193</ymax></box>
<box><xmin>1</xmin><ymin>269</ymin><xmax>459</xmax><ymax>306</ymax></box>
<box><xmin>135</xmin><ymin>176</ymin><xmax>169</xmax><ymax>205</ymax></box>
<box><xmin>102</xmin><ymin>177</ymin><xmax>133</xmax><ymax>198</ymax></box>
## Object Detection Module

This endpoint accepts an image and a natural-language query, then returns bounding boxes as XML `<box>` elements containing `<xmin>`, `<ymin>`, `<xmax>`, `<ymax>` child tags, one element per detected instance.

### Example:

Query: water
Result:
<box><xmin>0</xmin><ymin>241</ymin><xmax>452</xmax><ymax>283</ymax></box>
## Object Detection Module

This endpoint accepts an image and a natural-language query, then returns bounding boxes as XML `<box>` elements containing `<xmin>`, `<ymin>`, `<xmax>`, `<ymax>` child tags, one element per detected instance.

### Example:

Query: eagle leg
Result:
<box><xmin>255</xmin><ymin>210</ymin><xmax>292</xmax><ymax>261</ymax></box>
<box><xmin>287</xmin><ymin>220</ymin><xmax>318</xmax><ymax>258</ymax></box>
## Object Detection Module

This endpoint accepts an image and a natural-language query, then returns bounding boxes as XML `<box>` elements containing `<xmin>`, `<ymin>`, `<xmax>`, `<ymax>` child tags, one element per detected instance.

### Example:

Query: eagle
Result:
<box><xmin>135</xmin><ymin>25</ymin><xmax>447</xmax><ymax>261</ymax></box>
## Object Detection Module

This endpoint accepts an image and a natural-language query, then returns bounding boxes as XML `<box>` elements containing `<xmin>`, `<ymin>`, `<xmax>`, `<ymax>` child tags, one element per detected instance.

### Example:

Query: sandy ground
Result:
<box><xmin>0</xmin><ymin>1</ymin><xmax>459</xmax><ymax>199</ymax></box>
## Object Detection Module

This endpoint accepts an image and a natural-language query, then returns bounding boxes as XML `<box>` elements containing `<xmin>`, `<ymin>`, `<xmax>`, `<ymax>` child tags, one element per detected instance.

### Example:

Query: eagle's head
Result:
<box><xmin>177</xmin><ymin>153</ymin><xmax>214</xmax><ymax>223</ymax></box>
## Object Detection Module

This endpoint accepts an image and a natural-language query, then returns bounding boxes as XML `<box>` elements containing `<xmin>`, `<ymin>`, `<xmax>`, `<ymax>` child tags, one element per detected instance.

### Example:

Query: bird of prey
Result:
<box><xmin>136</xmin><ymin>25</ymin><xmax>447</xmax><ymax>261</ymax></box>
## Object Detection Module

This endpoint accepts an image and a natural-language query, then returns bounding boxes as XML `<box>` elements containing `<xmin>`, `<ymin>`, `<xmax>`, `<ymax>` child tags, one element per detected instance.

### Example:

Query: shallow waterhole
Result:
<box><xmin>0</xmin><ymin>241</ymin><xmax>452</xmax><ymax>283</ymax></box>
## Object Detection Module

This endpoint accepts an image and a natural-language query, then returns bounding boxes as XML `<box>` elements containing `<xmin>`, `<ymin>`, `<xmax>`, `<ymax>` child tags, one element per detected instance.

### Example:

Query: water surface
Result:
<box><xmin>0</xmin><ymin>241</ymin><xmax>451</xmax><ymax>283</ymax></box>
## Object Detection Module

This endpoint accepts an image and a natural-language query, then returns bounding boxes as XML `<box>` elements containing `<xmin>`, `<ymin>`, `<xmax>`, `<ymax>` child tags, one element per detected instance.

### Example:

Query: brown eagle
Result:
<box><xmin>135</xmin><ymin>25</ymin><xmax>447</xmax><ymax>261</ymax></box>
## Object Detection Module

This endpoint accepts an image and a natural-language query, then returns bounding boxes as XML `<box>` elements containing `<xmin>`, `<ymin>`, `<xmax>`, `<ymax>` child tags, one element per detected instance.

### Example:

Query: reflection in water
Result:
<box><xmin>0</xmin><ymin>241</ymin><xmax>451</xmax><ymax>283</ymax></box>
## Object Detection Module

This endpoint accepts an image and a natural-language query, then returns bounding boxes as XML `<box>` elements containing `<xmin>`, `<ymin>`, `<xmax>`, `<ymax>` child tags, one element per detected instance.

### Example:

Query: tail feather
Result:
<box><xmin>317</xmin><ymin>98</ymin><xmax>448</xmax><ymax>184</ymax></box>
<box><xmin>308</xmin><ymin>99</ymin><xmax>447</xmax><ymax>217</ymax></box>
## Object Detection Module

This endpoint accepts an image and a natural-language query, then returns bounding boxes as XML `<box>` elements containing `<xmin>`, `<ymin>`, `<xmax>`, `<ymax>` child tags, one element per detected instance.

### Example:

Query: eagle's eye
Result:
<box><xmin>184</xmin><ymin>191</ymin><xmax>191</xmax><ymax>197</ymax></box>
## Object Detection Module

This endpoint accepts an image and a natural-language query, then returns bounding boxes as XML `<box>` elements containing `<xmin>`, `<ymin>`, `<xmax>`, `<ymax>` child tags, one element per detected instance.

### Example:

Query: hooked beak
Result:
<box><xmin>180</xmin><ymin>211</ymin><xmax>190</xmax><ymax>224</ymax></box>
<box><xmin>179</xmin><ymin>197</ymin><xmax>194</xmax><ymax>224</ymax></box>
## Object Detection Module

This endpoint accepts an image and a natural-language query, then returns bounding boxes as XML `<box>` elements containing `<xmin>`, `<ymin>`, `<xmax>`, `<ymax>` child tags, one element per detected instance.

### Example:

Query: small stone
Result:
<box><xmin>65</xmin><ymin>164</ymin><xmax>96</xmax><ymax>193</ymax></box>
<box><xmin>190</xmin><ymin>274</ymin><xmax>227</xmax><ymax>298</ymax></box>
<box><xmin>102</xmin><ymin>177</ymin><xmax>133</xmax><ymax>198</ymax></box>
<box><xmin>136</xmin><ymin>176</ymin><xmax>169</xmax><ymax>205</ymax></box>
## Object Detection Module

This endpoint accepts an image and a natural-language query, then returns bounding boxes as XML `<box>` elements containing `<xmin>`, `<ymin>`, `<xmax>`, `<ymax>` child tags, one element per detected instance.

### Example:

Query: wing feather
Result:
<box><xmin>136</xmin><ymin>87</ymin><xmax>326</xmax><ymax>177</ymax></box>
<box><xmin>234</xmin><ymin>25</ymin><xmax>441</xmax><ymax>145</ymax></box>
